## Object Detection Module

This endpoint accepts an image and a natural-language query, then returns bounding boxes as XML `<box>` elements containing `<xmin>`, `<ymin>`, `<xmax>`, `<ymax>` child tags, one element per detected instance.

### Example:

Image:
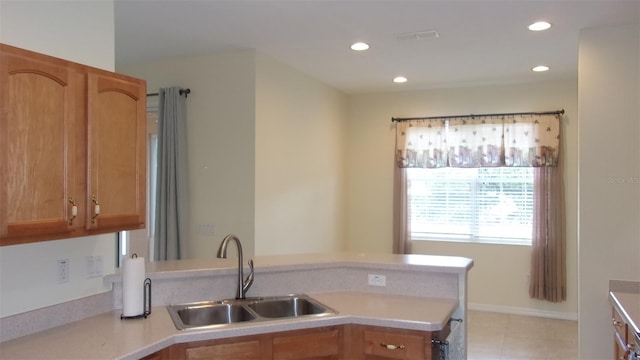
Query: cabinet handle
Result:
<box><xmin>380</xmin><ymin>343</ymin><xmax>406</xmax><ymax>350</ymax></box>
<box><xmin>91</xmin><ymin>195</ymin><xmax>100</xmax><ymax>223</ymax></box>
<box><xmin>613</xmin><ymin>319</ymin><xmax>625</xmax><ymax>328</ymax></box>
<box><xmin>68</xmin><ymin>197</ymin><xmax>77</xmax><ymax>225</ymax></box>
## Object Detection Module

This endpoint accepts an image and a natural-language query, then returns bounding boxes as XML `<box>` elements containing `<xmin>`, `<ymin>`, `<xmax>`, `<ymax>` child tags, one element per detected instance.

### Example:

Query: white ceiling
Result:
<box><xmin>114</xmin><ymin>0</ymin><xmax>639</xmax><ymax>94</ymax></box>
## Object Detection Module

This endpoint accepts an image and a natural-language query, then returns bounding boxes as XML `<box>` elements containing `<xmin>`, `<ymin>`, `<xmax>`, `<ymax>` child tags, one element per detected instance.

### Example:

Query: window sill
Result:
<box><xmin>411</xmin><ymin>237</ymin><xmax>530</xmax><ymax>247</ymax></box>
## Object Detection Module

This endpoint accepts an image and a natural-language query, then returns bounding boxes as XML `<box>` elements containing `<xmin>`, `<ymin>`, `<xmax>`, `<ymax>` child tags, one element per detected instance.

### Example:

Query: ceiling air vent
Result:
<box><xmin>396</xmin><ymin>30</ymin><xmax>440</xmax><ymax>41</ymax></box>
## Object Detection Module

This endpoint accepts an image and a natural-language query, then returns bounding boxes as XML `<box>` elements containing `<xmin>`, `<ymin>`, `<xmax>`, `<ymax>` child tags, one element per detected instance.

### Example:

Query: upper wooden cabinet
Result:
<box><xmin>0</xmin><ymin>43</ymin><xmax>146</xmax><ymax>245</ymax></box>
<box><xmin>86</xmin><ymin>70</ymin><xmax>146</xmax><ymax>233</ymax></box>
<box><xmin>0</xmin><ymin>44</ymin><xmax>83</xmax><ymax>242</ymax></box>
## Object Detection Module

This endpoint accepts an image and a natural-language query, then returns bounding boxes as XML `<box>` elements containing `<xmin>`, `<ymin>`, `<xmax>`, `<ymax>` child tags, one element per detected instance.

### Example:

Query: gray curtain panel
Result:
<box><xmin>155</xmin><ymin>87</ymin><xmax>190</xmax><ymax>261</ymax></box>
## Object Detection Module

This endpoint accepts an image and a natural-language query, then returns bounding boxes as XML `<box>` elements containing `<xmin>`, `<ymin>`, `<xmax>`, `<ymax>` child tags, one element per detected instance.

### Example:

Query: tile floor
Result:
<box><xmin>467</xmin><ymin>310</ymin><xmax>578</xmax><ymax>360</ymax></box>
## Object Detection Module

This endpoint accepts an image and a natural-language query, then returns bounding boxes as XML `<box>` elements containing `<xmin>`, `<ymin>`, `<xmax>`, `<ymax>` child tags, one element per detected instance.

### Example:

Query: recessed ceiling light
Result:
<box><xmin>532</xmin><ymin>65</ymin><xmax>550</xmax><ymax>72</ymax></box>
<box><xmin>393</xmin><ymin>76</ymin><xmax>408</xmax><ymax>83</ymax></box>
<box><xmin>528</xmin><ymin>21</ymin><xmax>551</xmax><ymax>31</ymax></box>
<box><xmin>350</xmin><ymin>42</ymin><xmax>370</xmax><ymax>51</ymax></box>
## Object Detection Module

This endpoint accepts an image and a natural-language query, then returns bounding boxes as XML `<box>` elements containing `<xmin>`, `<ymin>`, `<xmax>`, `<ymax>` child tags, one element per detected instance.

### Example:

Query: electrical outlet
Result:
<box><xmin>368</xmin><ymin>274</ymin><xmax>386</xmax><ymax>287</ymax></box>
<box><xmin>57</xmin><ymin>259</ymin><xmax>70</xmax><ymax>283</ymax></box>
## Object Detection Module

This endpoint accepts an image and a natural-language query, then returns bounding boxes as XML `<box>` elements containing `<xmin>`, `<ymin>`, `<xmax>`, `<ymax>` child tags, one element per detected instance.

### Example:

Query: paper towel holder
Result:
<box><xmin>121</xmin><ymin>277</ymin><xmax>151</xmax><ymax>320</ymax></box>
<box><xmin>121</xmin><ymin>254</ymin><xmax>152</xmax><ymax>320</ymax></box>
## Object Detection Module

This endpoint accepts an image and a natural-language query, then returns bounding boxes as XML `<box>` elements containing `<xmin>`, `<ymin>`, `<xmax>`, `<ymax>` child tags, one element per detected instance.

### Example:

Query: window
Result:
<box><xmin>407</xmin><ymin>166</ymin><xmax>533</xmax><ymax>245</ymax></box>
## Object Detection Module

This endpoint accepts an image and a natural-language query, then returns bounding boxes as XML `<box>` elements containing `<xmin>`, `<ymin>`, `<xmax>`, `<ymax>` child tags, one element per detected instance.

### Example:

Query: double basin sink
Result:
<box><xmin>167</xmin><ymin>294</ymin><xmax>336</xmax><ymax>330</ymax></box>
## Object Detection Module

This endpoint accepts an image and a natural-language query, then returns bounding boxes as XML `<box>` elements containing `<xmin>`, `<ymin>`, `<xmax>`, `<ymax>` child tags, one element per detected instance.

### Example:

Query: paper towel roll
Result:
<box><xmin>122</xmin><ymin>256</ymin><xmax>145</xmax><ymax>317</ymax></box>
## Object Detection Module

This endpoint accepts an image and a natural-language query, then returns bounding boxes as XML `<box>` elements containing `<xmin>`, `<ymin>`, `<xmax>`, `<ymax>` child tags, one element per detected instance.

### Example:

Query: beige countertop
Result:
<box><xmin>0</xmin><ymin>291</ymin><xmax>458</xmax><ymax>360</ymax></box>
<box><xmin>609</xmin><ymin>280</ymin><xmax>640</xmax><ymax>340</ymax></box>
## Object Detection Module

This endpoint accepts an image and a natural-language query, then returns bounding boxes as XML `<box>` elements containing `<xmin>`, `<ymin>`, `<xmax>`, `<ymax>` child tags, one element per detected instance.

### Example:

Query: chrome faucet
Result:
<box><xmin>216</xmin><ymin>234</ymin><xmax>254</xmax><ymax>299</ymax></box>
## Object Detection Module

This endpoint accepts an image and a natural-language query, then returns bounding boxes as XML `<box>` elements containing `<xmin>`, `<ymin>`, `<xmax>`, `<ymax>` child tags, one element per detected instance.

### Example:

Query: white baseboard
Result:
<box><xmin>468</xmin><ymin>302</ymin><xmax>578</xmax><ymax>321</ymax></box>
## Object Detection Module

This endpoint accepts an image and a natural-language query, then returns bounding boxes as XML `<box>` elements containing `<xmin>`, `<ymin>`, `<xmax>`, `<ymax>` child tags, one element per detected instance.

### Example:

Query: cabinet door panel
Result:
<box><xmin>0</xmin><ymin>46</ymin><xmax>80</xmax><ymax>242</ymax></box>
<box><xmin>185</xmin><ymin>340</ymin><xmax>262</xmax><ymax>360</ymax></box>
<box><xmin>87</xmin><ymin>72</ymin><xmax>146</xmax><ymax>232</ymax></box>
<box><xmin>273</xmin><ymin>327</ymin><xmax>342</xmax><ymax>360</ymax></box>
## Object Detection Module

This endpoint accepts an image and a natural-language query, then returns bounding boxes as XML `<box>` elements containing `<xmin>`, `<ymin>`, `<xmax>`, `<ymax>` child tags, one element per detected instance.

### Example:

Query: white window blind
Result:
<box><xmin>407</xmin><ymin>167</ymin><xmax>533</xmax><ymax>245</ymax></box>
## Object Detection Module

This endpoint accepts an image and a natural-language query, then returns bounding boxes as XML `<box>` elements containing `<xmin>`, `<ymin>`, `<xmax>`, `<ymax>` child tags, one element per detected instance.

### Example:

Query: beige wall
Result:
<box><xmin>0</xmin><ymin>1</ymin><xmax>117</xmax><ymax>317</ymax></box>
<box><xmin>119</xmin><ymin>52</ymin><xmax>257</xmax><ymax>259</ymax></box>
<box><xmin>346</xmin><ymin>80</ymin><xmax>578</xmax><ymax>318</ymax></box>
<box><xmin>0</xmin><ymin>1</ymin><xmax>114</xmax><ymax>70</ymax></box>
<box><xmin>578</xmin><ymin>23</ymin><xmax>640</xmax><ymax>359</ymax></box>
<box><xmin>119</xmin><ymin>51</ymin><xmax>349</xmax><ymax>258</ymax></box>
<box><xmin>254</xmin><ymin>53</ymin><xmax>348</xmax><ymax>255</ymax></box>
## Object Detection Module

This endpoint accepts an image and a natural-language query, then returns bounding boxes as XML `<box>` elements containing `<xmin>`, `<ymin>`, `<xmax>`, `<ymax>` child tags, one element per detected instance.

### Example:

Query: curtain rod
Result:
<box><xmin>391</xmin><ymin>109</ymin><xmax>564</xmax><ymax>123</ymax></box>
<box><xmin>146</xmin><ymin>88</ymin><xmax>191</xmax><ymax>98</ymax></box>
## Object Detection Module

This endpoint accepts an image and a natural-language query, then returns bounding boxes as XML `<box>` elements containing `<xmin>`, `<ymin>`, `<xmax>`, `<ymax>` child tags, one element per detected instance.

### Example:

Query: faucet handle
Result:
<box><xmin>243</xmin><ymin>259</ymin><xmax>254</xmax><ymax>293</ymax></box>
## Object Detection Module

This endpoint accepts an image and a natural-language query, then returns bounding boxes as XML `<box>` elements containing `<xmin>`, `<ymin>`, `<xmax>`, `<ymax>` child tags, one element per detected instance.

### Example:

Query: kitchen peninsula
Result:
<box><xmin>0</xmin><ymin>253</ymin><xmax>473</xmax><ymax>359</ymax></box>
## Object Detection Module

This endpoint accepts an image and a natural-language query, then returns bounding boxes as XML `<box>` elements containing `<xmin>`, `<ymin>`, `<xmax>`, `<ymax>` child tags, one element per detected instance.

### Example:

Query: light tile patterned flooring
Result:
<box><xmin>467</xmin><ymin>310</ymin><xmax>578</xmax><ymax>360</ymax></box>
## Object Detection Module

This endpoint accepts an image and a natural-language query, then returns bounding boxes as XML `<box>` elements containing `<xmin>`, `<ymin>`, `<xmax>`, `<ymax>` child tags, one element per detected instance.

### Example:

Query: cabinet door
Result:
<box><xmin>272</xmin><ymin>326</ymin><xmax>342</xmax><ymax>360</ymax></box>
<box><xmin>363</xmin><ymin>329</ymin><xmax>426</xmax><ymax>360</ymax></box>
<box><xmin>185</xmin><ymin>339</ymin><xmax>263</xmax><ymax>360</ymax></box>
<box><xmin>0</xmin><ymin>44</ymin><xmax>81</xmax><ymax>244</ymax></box>
<box><xmin>346</xmin><ymin>325</ymin><xmax>432</xmax><ymax>360</ymax></box>
<box><xmin>86</xmin><ymin>71</ymin><xmax>146</xmax><ymax>232</ymax></box>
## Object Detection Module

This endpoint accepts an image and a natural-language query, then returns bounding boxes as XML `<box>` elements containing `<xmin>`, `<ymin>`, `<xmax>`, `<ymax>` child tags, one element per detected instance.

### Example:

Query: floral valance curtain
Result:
<box><xmin>395</xmin><ymin>113</ymin><xmax>560</xmax><ymax>168</ymax></box>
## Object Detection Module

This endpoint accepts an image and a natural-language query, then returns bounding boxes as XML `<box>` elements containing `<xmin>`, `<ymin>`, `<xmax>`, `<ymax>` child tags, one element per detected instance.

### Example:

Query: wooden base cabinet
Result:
<box><xmin>142</xmin><ymin>326</ymin><xmax>343</xmax><ymax>360</ymax></box>
<box><xmin>0</xmin><ymin>43</ymin><xmax>146</xmax><ymax>245</ymax></box>
<box><xmin>141</xmin><ymin>324</ymin><xmax>452</xmax><ymax>360</ymax></box>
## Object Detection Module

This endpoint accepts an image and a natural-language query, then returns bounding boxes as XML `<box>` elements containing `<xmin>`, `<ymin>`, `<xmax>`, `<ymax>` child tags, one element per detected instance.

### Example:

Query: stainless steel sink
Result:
<box><xmin>246</xmin><ymin>296</ymin><xmax>327</xmax><ymax>318</ymax></box>
<box><xmin>166</xmin><ymin>294</ymin><xmax>335</xmax><ymax>330</ymax></box>
<box><xmin>170</xmin><ymin>303</ymin><xmax>256</xmax><ymax>329</ymax></box>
